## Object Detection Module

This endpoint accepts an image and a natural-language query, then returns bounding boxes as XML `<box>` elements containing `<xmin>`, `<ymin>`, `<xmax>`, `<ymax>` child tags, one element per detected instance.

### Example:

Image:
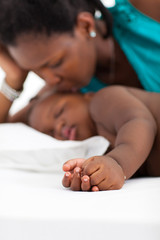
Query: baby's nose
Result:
<box><xmin>54</xmin><ymin>120</ymin><xmax>65</xmax><ymax>139</ymax></box>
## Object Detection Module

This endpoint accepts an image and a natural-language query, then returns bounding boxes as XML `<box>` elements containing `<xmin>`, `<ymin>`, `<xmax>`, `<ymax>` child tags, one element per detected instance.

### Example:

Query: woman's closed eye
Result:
<box><xmin>49</xmin><ymin>59</ymin><xmax>63</xmax><ymax>69</ymax></box>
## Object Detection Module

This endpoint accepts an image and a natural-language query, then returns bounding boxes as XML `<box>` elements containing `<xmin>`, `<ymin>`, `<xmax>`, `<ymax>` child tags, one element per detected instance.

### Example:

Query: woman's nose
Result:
<box><xmin>36</xmin><ymin>68</ymin><xmax>62</xmax><ymax>85</ymax></box>
<box><xmin>45</xmin><ymin>75</ymin><xmax>61</xmax><ymax>85</ymax></box>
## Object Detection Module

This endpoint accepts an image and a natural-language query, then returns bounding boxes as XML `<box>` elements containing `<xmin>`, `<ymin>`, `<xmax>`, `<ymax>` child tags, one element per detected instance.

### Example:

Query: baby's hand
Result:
<box><xmin>81</xmin><ymin>156</ymin><xmax>125</xmax><ymax>191</ymax></box>
<box><xmin>62</xmin><ymin>158</ymin><xmax>88</xmax><ymax>191</ymax></box>
<box><xmin>62</xmin><ymin>158</ymin><xmax>100</xmax><ymax>191</ymax></box>
<box><xmin>63</xmin><ymin>158</ymin><xmax>86</xmax><ymax>172</ymax></box>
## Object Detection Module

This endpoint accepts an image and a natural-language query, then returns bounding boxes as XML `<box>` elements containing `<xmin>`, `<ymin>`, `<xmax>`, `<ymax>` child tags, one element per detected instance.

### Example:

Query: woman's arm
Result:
<box><xmin>130</xmin><ymin>0</ymin><xmax>160</xmax><ymax>22</ymax></box>
<box><xmin>8</xmin><ymin>84</ymin><xmax>55</xmax><ymax>124</ymax></box>
<box><xmin>8</xmin><ymin>103</ymin><xmax>34</xmax><ymax>124</ymax></box>
<box><xmin>0</xmin><ymin>44</ymin><xmax>28</xmax><ymax>122</ymax></box>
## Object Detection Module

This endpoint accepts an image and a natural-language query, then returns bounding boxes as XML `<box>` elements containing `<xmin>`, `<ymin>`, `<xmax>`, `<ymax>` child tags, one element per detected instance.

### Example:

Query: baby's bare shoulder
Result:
<box><xmin>89</xmin><ymin>86</ymin><xmax>128</xmax><ymax>123</ymax></box>
<box><xmin>90</xmin><ymin>86</ymin><xmax>128</xmax><ymax>109</ymax></box>
<box><xmin>89</xmin><ymin>85</ymin><xmax>157</xmax><ymax>128</ymax></box>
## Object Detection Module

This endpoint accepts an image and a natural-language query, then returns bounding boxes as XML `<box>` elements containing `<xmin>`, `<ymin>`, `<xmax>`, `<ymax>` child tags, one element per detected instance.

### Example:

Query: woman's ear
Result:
<box><xmin>75</xmin><ymin>12</ymin><xmax>96</xmax><ymax>38</ymax></box>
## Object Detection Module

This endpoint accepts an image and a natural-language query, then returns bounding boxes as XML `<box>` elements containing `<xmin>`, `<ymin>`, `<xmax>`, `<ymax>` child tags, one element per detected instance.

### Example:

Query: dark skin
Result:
<box><xmin>130</xmin><ymin>0</ymin><xmax>160</xmax><ymax>22</ymax></box>
<box><xmin>0</xmin><ymin>0</ymin><xmax>159</xmax><ymax>104</ymax></box>
<box><xmin>0</xmin><ymin>0</ymin><xmax>160</xmax><ymax>191</ymax></box>
<box><xmin>9</xmin><ymin>85</ymin><xmax>160</xmax><ymax>191</ymax></box>
<box><xmin>62</xmin><ymin>86</ymin><xmax>160</xmax><ymax>191</ymax></box>
<box><xmin>7</xmin><ymin>24</ymin><xmax>142</xmax><ymax>91</ymax></box>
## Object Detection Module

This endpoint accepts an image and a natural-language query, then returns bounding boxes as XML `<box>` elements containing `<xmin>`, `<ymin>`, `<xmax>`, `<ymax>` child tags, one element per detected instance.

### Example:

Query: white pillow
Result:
<box><xmin>0</xmin><ymin>123</ymin><xmax>109</xmax><ymax>172</ymax></box>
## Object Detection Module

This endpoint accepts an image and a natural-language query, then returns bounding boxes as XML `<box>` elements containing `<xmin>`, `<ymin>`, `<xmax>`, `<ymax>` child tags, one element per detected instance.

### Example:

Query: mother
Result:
<box><xmin>0</xmin><ymin>0</ymin><xmax>160</xmax><ymax>122</ymax></box>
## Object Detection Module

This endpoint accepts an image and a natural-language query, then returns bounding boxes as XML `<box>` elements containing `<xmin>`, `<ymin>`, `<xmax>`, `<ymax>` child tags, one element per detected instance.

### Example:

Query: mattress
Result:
<box><xmin>0</xmin><ymin>169</ymin><xmax>160</xmax><ymax>240</ymax></box>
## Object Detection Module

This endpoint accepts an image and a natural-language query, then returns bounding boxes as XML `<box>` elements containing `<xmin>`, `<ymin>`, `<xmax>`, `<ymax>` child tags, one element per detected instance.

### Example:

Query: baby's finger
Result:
<box><xmin>70</xmin><ymin>168</ymin><xmax>81</xmax><ymax>191</ymax></box>
<box><xmin>97</xmin><ymin>179</ymin><xmax>112</xmax><ymax>191</ymax></box>
<box><xmin>63</xmin><ymin>158</ymin><xmax>85</xmax><ymax>172</ymax></box>
<box><xmin>90</xmin><ymin>169</ymin><xmax>105</xmax><ymax>186</ymax></box>
<box><xmin>62</xmin><ymin>172</ymin><xmax>72</xmax><ymax>188</ymax></box>
<box><xmin>81</xmin><ymin>175</ymin><xmax>90</xmax><ymax>191</ymax></box>
<box><xmin>82</xmin><ymin>160</ymin><xmax>100</xmax><ymax>176</ymax></box>
<box><xmin>91</xmin><ymin>186</ymin><xmax>99</xmax><ymax>192</ymax></box>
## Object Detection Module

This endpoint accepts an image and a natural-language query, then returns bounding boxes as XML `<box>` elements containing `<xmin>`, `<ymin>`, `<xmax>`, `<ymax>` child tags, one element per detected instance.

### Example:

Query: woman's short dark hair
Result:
<box><xmin>0</xmin><ymin>0</ymin><xmax>112</xmax><ymax>46</ymax></box>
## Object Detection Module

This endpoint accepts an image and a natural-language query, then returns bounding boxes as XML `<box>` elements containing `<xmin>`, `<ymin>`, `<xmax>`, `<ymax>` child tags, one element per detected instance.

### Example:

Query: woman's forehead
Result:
<box><xmin>8</xmin><ymin>32</ymin><xmax>74</xmax><ymax>69</ymax></box>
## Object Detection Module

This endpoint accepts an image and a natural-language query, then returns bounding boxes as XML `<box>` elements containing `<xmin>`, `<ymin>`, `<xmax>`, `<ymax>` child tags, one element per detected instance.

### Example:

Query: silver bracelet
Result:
<box><xmin>0</xmin><ymin>78</ymin><xmax>22</xmax><ymax>102</ymax></box>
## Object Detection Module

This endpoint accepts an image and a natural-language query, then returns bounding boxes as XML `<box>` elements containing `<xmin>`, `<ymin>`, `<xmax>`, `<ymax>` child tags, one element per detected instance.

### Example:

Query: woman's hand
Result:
<box><xmin>0</xmin><ymin>43</ymin><xmax>28</xmax><ymax>123</ymax></box>
<box><xmin>0</xmin><ymin>43</ymin><xmax>28</xmax><ymax>89</ymax></box>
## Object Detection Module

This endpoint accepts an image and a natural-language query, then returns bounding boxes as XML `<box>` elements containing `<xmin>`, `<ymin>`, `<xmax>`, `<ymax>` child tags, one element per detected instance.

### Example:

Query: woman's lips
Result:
<box><xmin>71</xmin><ymin>87</ymin><xmax>79</xmax><ymax>93</ymax></box>
<box><xmin>61</xmin><ymin>126</ymin><xmax>77</xmax><ymax>140</ymax></box>
<box><xmin>56</xmin><ymin>82</ymin><xmax>81</xmax><ymax>92</ymax></box>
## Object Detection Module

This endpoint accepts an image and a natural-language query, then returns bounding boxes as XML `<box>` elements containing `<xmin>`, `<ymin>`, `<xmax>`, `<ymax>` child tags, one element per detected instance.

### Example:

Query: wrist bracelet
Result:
<box><xmin>0</xmin><ymin>78</ymin><xmax>22</xmax><ymax>102</ymax></box>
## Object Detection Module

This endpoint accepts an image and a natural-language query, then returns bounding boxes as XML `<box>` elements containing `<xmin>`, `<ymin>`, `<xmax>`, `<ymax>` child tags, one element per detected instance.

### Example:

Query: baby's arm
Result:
<box><xmin>63</xmin><ymin>86</ymin><xmax>157</xmax><ymax>191</ymax></box>
<box><xmin>90</xmin><ymin>86</ymin><xmax>157</xmax><ymax>180</ymax></box>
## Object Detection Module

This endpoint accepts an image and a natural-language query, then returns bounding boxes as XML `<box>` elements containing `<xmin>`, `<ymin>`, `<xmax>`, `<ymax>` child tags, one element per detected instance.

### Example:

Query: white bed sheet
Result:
<box><xmin>0</xmin><ymin>169</ymin><xmax>160</xmax><ymax>240</ymax></box>
<box><xmin>0</xmin><ymin>123</ymin><xmax>109</xmax><ymax>172</ymax></box>
<box><xmin>0</xmin><ymin>65</ymin><xmax>160</xmax><ymax>240</ymax></box>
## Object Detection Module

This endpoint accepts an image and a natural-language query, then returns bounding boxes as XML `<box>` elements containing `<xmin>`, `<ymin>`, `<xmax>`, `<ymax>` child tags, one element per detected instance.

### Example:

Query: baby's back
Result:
<box><xmin>127</xmin><ymin>87</ymin><xmax>160</xmax><ymax>176</ymax></box>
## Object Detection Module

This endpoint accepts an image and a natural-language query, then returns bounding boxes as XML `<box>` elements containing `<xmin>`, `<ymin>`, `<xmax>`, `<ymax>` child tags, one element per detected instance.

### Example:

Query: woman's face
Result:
<box><xmin>8</xmin><ymin>28</ymin><xmax>97</xmax><ymax>92</ymax></box>
<box><xmin>28</xmin><ymin>92</ymin><xmax>97</xmax><ymax>141</ymax></box>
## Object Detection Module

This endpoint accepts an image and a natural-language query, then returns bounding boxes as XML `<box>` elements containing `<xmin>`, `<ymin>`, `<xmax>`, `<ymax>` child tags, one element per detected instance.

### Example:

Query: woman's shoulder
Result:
<box><xmin>129</xmin><ymin>0</ymin><xmax>160</xmax><ymax>22</ymax></box>
<box><xmin>111</xmin><ymin>0</ymin><xmax>160</xmax><ymax>23</ymax></box>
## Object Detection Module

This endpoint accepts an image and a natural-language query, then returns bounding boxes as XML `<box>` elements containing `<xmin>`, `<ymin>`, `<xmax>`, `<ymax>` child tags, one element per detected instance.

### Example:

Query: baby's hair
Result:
<box><xmin>0</xmin><ymin>0</ymin><xmax>112</xmax><ymax>46</ymax></box>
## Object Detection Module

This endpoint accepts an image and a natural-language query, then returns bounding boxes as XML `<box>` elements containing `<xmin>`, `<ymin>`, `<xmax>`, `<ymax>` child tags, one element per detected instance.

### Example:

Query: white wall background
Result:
<box><xmin>101</xmin><ymin>0</ymin><xmax>115</xmax><ymax>7</ymax></box>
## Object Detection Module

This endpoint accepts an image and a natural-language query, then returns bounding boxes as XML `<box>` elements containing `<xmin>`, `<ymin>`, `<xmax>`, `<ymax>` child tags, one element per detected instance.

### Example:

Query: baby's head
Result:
<box><xmin>27</xmin><ymin>89</ymin><xmax>97</xmax><ymax>141</ymax></box>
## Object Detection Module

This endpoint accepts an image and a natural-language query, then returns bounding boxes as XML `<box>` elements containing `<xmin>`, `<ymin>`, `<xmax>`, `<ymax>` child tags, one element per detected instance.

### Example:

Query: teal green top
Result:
<box><xmin>81</xmin><ymin>0</ymin><xmax>160</xmax><ymax>93</ymax></box>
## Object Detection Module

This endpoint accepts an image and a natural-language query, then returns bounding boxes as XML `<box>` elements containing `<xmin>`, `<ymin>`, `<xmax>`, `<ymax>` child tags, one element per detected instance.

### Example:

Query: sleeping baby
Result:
<box><xmin>9</xmin><ymin>85</ymin><xmax>160</xmax><ymax>191</ymax></box>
